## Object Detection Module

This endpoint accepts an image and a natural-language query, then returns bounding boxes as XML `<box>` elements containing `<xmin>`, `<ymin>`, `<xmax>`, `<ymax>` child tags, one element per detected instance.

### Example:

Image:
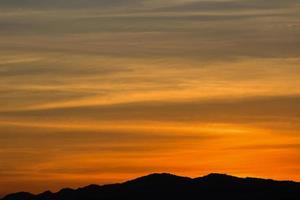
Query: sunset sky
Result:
<box><xmin>1</xmin><ymin>0</ymin><xmax>300</xmax><ymax>197</ymax></box>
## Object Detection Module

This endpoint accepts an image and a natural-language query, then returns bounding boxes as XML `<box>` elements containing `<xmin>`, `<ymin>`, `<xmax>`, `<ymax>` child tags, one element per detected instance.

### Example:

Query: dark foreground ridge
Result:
<box><xmin>3</xmin><ymin>173</ymin><xmax>300</xmax><ymax>200</ymax></box>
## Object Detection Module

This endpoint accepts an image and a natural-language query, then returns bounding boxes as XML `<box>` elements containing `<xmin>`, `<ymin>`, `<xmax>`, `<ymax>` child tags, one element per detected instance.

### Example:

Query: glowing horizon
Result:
<box><xmin>1</xmin><ymin>0</ymin><xmax>300</xmax><ymax>197</ymax></box>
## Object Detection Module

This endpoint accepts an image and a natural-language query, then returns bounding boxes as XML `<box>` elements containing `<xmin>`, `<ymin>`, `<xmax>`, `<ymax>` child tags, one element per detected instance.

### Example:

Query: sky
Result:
<box><xmin>1</xmin><ymin>0</ymin><xmax>300</xmax><ymax>196</ymax></box>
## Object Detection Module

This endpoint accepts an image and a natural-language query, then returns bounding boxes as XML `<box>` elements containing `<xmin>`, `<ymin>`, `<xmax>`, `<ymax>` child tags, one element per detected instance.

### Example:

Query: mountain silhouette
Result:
<box><xmin>3</xmin><ymin>173</ymin><xmax>300</xmax><ymax>200</ymax></box>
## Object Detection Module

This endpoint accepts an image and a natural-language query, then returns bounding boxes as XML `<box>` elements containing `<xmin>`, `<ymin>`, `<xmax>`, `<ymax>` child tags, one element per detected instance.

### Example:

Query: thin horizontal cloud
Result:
<box><xmin>2</xmin><ymin>95</ymin><xmax>300</xmax><ymax>124</ymax></box>
<box><xmin>229</xmin><ymin>144</ymin><xmax>300</xmax><ymax>150</ymax></box>
<box><xmin>1</xmin><ymin>0</ymin><xmax>298</xmax><ymax>12</ymax></box>
<box><xmin>153</xmin><ymin>0</ymin><xmax>300</xmax><ymax>12</ymax></box>
<box><xmin>0</xmin><ymin>0</ymin><xmax>141</xmax><ymax>10</ymax></box>
<box><xmin>0</xmin><ymin>61</ymin><xmax>132</xmax><ymax>77</ymax></box>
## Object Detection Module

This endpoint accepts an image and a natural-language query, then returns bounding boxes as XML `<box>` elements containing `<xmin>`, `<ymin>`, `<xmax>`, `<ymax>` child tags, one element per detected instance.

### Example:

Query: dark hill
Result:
<box><xmin>3</xmin><ymin>173</ymin><xmax>300</xmax><ymax>200</ymax></box>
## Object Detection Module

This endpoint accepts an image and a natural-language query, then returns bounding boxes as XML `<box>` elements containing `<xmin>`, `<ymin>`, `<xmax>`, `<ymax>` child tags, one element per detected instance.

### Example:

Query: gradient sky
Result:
<box><xmin>1</xmin><ymin>0</ymin><xmax>300</xmax><ymax>197</ymax></box>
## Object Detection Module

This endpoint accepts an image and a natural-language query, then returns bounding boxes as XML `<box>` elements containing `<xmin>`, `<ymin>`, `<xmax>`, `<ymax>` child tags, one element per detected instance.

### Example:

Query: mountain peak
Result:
<box><xmin>201</xmin><ymin>173</ymin><xmax>239</xmax><ymax>179</ymax></box>
<box><xmin>204</xmin><ymin>173</ymin><xmax>232</xmax><ymax>177</ymax></box>
<box><xmin>124</xmin><ymin>173</ymin><xmax>191</xmax><ymax>185</ymax></box>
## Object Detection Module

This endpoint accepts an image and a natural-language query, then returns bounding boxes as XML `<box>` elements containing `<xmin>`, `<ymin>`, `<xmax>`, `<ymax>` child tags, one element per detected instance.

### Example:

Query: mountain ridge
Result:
<box><xmin>3</xmin><ymin>173</ymin><xmax>300</xmax><ymax>200</ymax></box>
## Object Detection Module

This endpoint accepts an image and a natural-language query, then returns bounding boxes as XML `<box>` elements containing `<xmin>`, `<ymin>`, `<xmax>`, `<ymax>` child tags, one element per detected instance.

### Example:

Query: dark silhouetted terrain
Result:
<box><xmin>3</xmin><ymin>173</ymin><xmax>300</xmax><ymax>200</ymax></box>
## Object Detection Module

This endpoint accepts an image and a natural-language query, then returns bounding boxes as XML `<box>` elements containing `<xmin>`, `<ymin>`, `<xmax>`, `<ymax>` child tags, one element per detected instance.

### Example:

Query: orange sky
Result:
<box><xmin>1</xmin><ymin>0</ymin><xmax>300</xmax><ymax>197</ymax></box>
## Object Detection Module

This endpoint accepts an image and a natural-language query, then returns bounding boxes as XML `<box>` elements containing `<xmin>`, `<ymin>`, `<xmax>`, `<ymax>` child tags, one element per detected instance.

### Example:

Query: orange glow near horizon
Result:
<box><xmin>1</xmin><ymin>119</ymin><xmax>300</xmax><ymax>195</ymax></box>
<box><xmin>1</xmin><ymin>0</ymin><xmax>300</xmax><ymax>197</ymax></box>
